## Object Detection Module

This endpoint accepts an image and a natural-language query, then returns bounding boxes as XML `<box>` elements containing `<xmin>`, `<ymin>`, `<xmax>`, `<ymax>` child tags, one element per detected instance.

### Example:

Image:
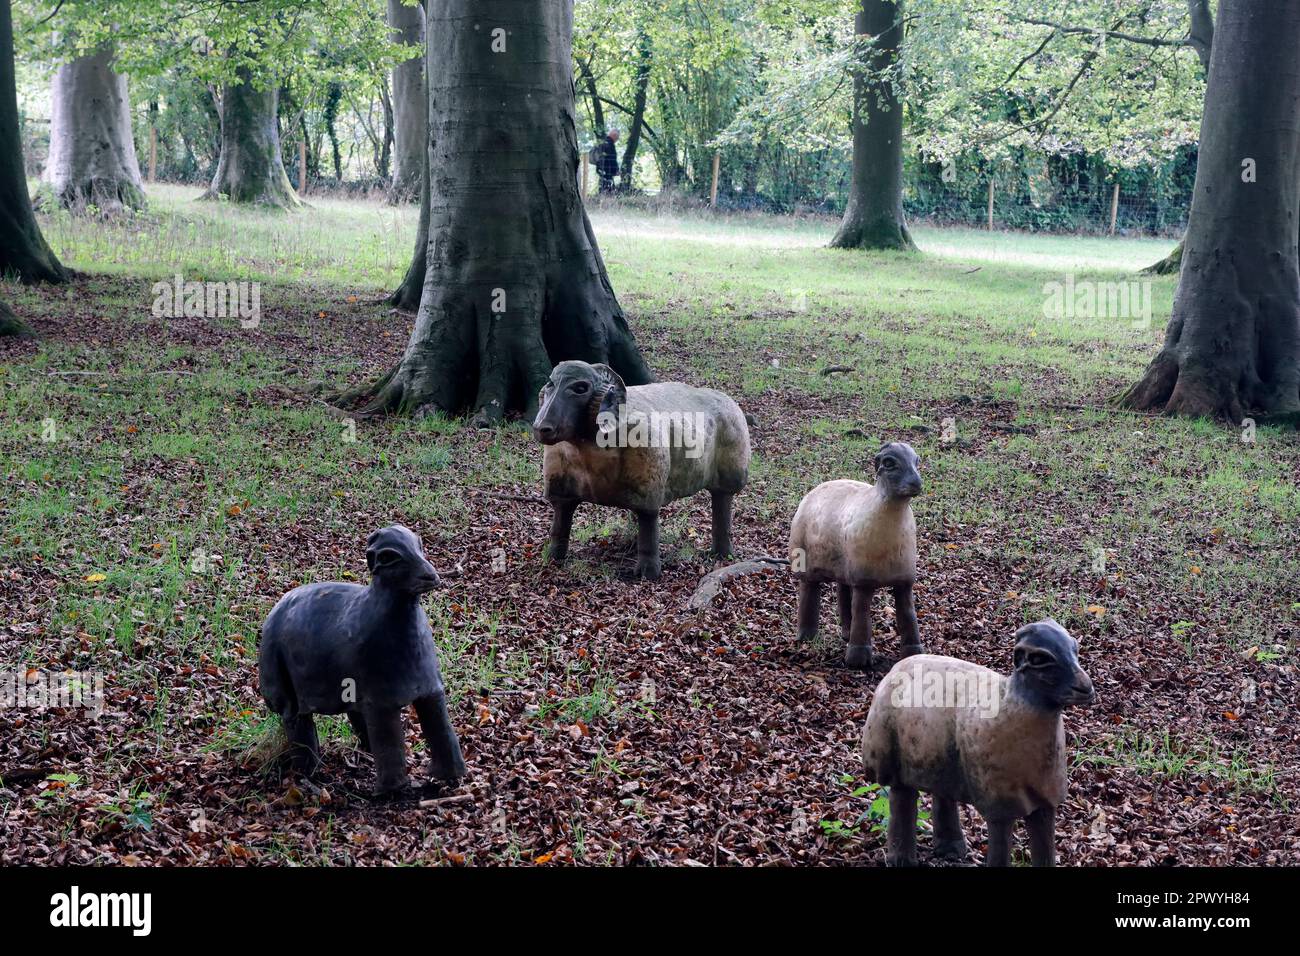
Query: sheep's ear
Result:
<box><xmin>591</xmin><ymin>364</ymin><xmax>627</xmax><ymax>411</ymax></box>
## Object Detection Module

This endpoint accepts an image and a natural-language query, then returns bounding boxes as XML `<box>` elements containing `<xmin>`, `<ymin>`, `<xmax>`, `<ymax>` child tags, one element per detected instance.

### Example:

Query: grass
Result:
<box><xmin>2</xmin><ymin>184</ymin><xmax>1295</xmax><ymax>864</ymax></box>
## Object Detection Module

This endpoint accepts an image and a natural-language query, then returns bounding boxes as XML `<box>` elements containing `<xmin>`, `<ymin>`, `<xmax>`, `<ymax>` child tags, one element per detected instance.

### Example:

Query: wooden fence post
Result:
<box><xmin>581</xmin><ymin>152</ymin><xmax>589</xmax><ymax>199</ymax></box>
<box><xmin>987</xmin><ymin>179</ymin><xmax>994</xmax><ymax>230</ymax></box>
<box><xmin>710</xmin><ymin>151</ymin><xmax>721</xmax><ymax>208</ymax></box>
<box><xmin>147</xmin><ymin>125</ymin><xmax>157</xmax><ymax>183</ymax></box>
<box><xmin>1109</xmin><ymin>182</ymin><xmax>1120</xmax><ymax>235</ymax></box>
<box><xmin>299</xmin><ymin>138</ymin><xmax>308</xmax><ymax>196</ymax></box>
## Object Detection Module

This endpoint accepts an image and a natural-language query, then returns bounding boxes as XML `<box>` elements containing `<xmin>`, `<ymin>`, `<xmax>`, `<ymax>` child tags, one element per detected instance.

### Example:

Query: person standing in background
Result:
<box><xmin>593</xmin><ymin>128</ymin><xmax>620</xmax><ymax>193</ymax></box>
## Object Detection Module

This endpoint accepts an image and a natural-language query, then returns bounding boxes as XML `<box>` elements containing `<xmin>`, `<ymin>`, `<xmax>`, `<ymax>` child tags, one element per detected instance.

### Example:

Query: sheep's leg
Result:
<box><xmin>285</xmin><ymin>714</ymin><xmax>321</xmax><ymax>777</ymax></box>
<box><xmin>414</xmin><ymin>693</ymin><xmax>467</xmax><ymax>785</ymax></box>
<box><xmin>894</xmin><ymin>583</ymin><xmax>923</xmax><ymax>655</ymax></box>
<box><xmin>844</xmin><ymin>585</ymin><xmax>875</xmax><ymax>670</ymax></box>
<box><xmin>796</xmin><ymin>580</ymin><xmax>822</xmax><ymax>640</ymax></box>
<box><xmin>365</xmin><ymin>706</ymin><xmax>410</xmax><ymax>796</ymax></box>
<box><xmin>1025</xmin><ymin>807</ymin><xmax>1056</xmax><ymax>867</ymax></box>
<box><xmin>985</xmin><ymin>819</ymin><xmax>1013</xmax><ymax>867</ymax></box>
<box><xmin>547</xmin><ymin>499</ymin><xmax>579</xmax><ymax>562</ymax></box>
<box><xmin>837</xmin><ymin>583</ymin><xmax>852</xmax><ymax>642</ymax></box>
<box><xmin>933</xmin><ymin>797</ymin><xmax>968</xmax><ymax>861</ymax></box>
<box><xmin>886</xmin><ymin>785</ymin><xmax>919</xmax><ymax>867</ymax></box>
<box><xmin>347</xmin><ymin>712</ymin><xmax>370</xmax><ymax>753</ymax></box>
<box><xmin>709</xmin><ymin>492</ymin><xmax>734</xmax><ymax>558</ymax></box>
<box><xmin>634</xmin><ymin>509</ymin><xmax>662</xmax><ymax>580</ymax></box>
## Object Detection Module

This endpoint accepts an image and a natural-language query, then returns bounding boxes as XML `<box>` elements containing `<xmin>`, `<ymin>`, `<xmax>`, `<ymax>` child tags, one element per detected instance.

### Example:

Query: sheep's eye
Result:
<box><xmin>1027</xmin><ymin>651</ymin><xmax>1054</xmax><ymax>667</ymax></box>
<box><xmin>376</xmin><ymin>549</ymin><xmax>403</xmax><ymax>567</ymax></box>
<box><xmin>571</xmin><ymin>382</ymin><xmax>590</xmax><ymax>394</ymax></box>
<box><xmin>880</xmin><ymin>458</ymin><xmax>896</xmax><ymax>469</ymax></box>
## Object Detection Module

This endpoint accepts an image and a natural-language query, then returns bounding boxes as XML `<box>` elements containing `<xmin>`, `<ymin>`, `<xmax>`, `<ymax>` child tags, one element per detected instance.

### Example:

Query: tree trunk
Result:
<box><xmin>43</xmin><ymin>44</ymin><xmax>146</xmax><ymax>214</ymax></box>
<box><xmin>0</xmin><ymin>298</ymin><xmax>33</xmax><ymax>337</ymax></box>
<box><xmin>204</xmin><ymin>64</ymin><xmax>300</xmax><ymax>208</ymax></box>
<box><xmin>618</xmin><ymin>30</ymin><xmax>651</xmax><ymax>190</ymax></box>
<box><xmin>1119</xmin><ymin>0</ymin><xmax>1300</xmax><ymax>420</ymax></box>
<box><xmin>1142</xmin><ymin>1</ymin><xmax>1214</xmax><ymax>274</ymax></box>
<box><xmin>830</xmin><ymin>0</ymin><xmax>915</xmax><ymax>251</ymax></box>
<box><xmin>578</xmin><ymin>58</ymin><xmax>605</xmax><ymax>136</ymax></box>
<box><xmin>388</xmin><ymin>136</ymin><xmax>429</xmax><ymax>311</ymax></box>
<box><xmin>0</xmin><ymin>0</ymin><xmax>67</xmax><ymax>283</ymax></box>
<box><xmin>349</xmin><ymin>0</ymin><xmax>650</xmax><ymax>425</ymax></box>
<box><xmin>388</xmin><ymin>0</ymin><xmax>426</xmax><ymax>203</ymax></box>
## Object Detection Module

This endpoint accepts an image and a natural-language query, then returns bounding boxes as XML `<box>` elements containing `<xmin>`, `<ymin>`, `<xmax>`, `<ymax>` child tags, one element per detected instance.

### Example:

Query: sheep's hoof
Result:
<box><xmin>934</xmin><ymin>841</ymin><xmax>969</xmax><ymax>863</ymax></box>
<box><xmin>885</xmin><ymin>853</ymin><xmax>918</xmax><ymax>868</ymax></box>
<box><xmin>373</xmin><ymin>775</ymin><xmax>412</xmax><ymax>799</ymax></box>
<box><xmin>844</xmin><ymin>645</ymin><xmax>873</xmax><ymax>670</ymax></box>
<box><xmin>635</xmin><ymin>561</ymin><xmax>662</xmax><ymax>581</ymax></box>
<box><xmin>899</xmin><ymin>643</ymin><xmax>924</xmax><ymax>659</ymax></box>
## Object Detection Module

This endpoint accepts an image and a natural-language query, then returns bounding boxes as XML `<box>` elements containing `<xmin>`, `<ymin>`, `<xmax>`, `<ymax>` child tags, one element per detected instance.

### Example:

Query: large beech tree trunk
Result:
<box><xmin>204</xmin><ymin>63</ymin><xmax>300</xmax><ymax>208</ymax></box>
<box><xmin>353</xmin><ymin>0</ymin><xmax>650</xmax><ymax>424</ymax></box>
<box><xmin>830</xmin><ymin>0</ymin><xmax>915</xmax><ymax>251</ymax></box>
<box><xmin>1120</xmin><ymin>0</ymin><xmax>1300</xmax><ymax>420</ymax></box>
<box><xmin>387</xmin><ymin>0</ymin><xmax>426</xmax><ymax>203</ymax></box>
<box><xmin>44</xmin><ymin>44</ymin><xmax>146</xmax><ymax>214</ymax></box>
<box><xmin>0</xmin><ymin>0</ymin><xmax>66</xmax><ymax>285</ymax></box>
<box><xmin>0</xmin><ymin>298</ymin><xmax>32</xmax><ymax>337</ymax></box>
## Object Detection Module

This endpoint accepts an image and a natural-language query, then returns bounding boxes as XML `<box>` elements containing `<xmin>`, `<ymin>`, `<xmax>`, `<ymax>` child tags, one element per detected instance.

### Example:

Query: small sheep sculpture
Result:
<box><xmin>860</xmin><ymin>619</ymin><xmax>1096</xmax><ymax>866</ymax></box>
<box><xmin>532</xmin><ymin>360</ymin><xmax>751</xmax><ymax>580</ymax></box>
<box><xmin>788</xmin><ymin>441</ymin><xmax>923</xmax><ymax>669</ymax></box>
<box><xmin>258</xmin><ymin>525</ymin><xmax>466</xmax><ymax>796</ymax></box>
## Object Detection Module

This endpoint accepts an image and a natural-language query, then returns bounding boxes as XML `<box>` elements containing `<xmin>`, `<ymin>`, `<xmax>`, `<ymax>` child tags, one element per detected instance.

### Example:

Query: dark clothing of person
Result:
<box><xmin>595</xmin><ymin>136</ymin><xmax>619</xmax><ymax>192</ymax></box>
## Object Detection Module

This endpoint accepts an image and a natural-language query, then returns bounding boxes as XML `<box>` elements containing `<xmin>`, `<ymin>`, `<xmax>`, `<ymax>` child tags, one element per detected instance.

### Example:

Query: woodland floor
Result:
<box><xmin>1</xmin><ymin>187</ymin><xmax>1297</xmax><ymax>865</ymax></box>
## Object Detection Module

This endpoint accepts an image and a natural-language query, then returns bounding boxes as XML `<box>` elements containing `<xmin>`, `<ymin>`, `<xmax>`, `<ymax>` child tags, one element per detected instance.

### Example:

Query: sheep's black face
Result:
<box><xmin>873</xmin><ymin>441</ymin><xmax>922</xmax><ymax>499</ymax></box>
<box><xmin>532</xmin><ymin>361</ymin><xmax>626</xmax><ymax>445</ymax></box>
<box><xmin>365</xmin><ymin>524</ymin><xmax>441</xmax><ymax>595</ymax></box>
<box><xmin>1012</xmin><ymin>619</ymin><xmax>1096</xmax><ymax>710</ymax></box>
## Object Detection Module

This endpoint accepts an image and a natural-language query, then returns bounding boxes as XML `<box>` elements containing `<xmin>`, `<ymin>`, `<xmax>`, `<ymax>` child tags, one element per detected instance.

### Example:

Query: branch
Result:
<box><xmin>1014</xmin><ymin>16</ymin><xmax>1192</xmax><ymax>50</ymax></box>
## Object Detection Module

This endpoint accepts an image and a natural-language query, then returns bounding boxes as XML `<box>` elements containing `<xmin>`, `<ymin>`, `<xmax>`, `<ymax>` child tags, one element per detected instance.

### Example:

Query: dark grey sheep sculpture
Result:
<box><xmin>258</xmin><ymin>524</ymin><xmax>465</xmax><ymax>795</ymax></box>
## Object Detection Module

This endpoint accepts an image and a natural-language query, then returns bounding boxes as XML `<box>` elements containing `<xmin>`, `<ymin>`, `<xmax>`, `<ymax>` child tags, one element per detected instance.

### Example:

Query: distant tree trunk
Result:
<box><xmin>325</xmin><ymin>81</ymin><xmax>343</xmax><ymax>181</ymax></box>
<box><xmin>618</xmin><ymin>30</ymin><xmax>651</xmax><ymax>189</ymax></box>
<box><xmin>831</xmin><ymin>0</ymin><xmax>915</xmax><ymax>250</ymax></box>
<box><xmin>388</xmin><ymin>0</ymin><xmax>431</xmax><ymax>310</ymax></box>
<box><xmin>0</xmin><ymin>0</ymin><xmax>67</xmax><ymax>283</ymax></box>
<box><xmin>43</xmin><ymin>44</ymin><xmax>146</xmax><ymax>214</ymax></box>
<box><xmin>1142</xmin><ymin>0</ymin><xmax>1215</xmax><ymax>275</ymax></box>
<box><xmin>204</xmin><ymin>64</ymin><xmax>300</xmax><ymax>208</ymax></box>
<box><xmin>0</xmin><ymin>298</ymin><xmax>33</xmax><ymax>337</ymax></box>
<box><xmin>388</xmin><ymin>0</ymin><xmax>426</xmax><ymax>203</ymax></box>
<box><xmin>377</xmin><ymin>76</ymin><xmax>394</xmax><ymax>180</ymax></box>
<box><xmin>346</xmin><ymin>0</ymin><xmax>650</xmax><ymax>425</ymax></box>
<box><xmin>577</xmin><ymin>58</ymin><xmax>605</xmax><ymax>136</ymax></box>
<box><xmin>1119</xmin><ymin>0</ymin><xmax>1300</xmax><ymax>420</ymax></box>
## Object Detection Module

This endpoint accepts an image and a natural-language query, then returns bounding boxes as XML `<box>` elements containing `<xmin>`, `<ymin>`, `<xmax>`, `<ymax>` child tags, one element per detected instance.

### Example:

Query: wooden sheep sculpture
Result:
<box><xmin>532</xmin><ymin>360</ymin><xmax>751</xmax><ymax>580</ymax></box>
<box><xmin>860</xmin><ymin>619</ymin><xmax>1096</xmax><ymax>866</ymax></box>
<box><xmin>258</xmin><ymin>525</ymin><xmax>466</xmax><ymax>796</ymax></box>
<box><xmin>788</xmin><ymin>441</ymin><xmax>923</xmax><ymax>669</ymax></box>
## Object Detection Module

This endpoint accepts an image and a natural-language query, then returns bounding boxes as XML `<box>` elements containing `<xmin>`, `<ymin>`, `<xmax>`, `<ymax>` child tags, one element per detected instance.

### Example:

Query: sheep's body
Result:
<box><xmin>787</xmin><ymin>447</ymin><xmax>923</xmax><ymax>669</ymax></box>
<box><xmin>540</xmin><ymin>376</ymin><xmax>750</xmax><ymax>579</ymax></box>
<box><xmin>543</xmin><ymin>382</ymin><xmax>749</xmax><ymax>511</ymax></box>
<box><xmin>861</xmin><ymin>656</ymin><xmax>1067</xmax><ymax>822</ymax></box>
<box><xmin>260</xmin><ymin>582</ymin><xmax>446</xmax><ymax>716</ymax></box>
<box><xmin>789</xmin><ymin>480</ymin><xmax>916</xmax><ymax>586</ymax></box>
<box><xmin>857</xmin><ymin>619</ymin><xmax>1095</xmax><ymax>867</ymax></box>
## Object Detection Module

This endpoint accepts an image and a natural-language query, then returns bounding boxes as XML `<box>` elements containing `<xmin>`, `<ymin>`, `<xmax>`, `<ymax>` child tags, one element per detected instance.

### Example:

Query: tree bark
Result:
<box><xmin>1119</xmin><ymin>0</ymin><xmax>1300</xmax><ymax>420</ymax></box>
<box><xmin>0</xmin><ymin>298</ymin><xmax>33</xmax><ymax>337</ymax></box>
<box><xmin>388</xmin><ymin>0</ymin><xmax>426</xmax><ymax>203</ymax></box>
<box><xmin>203</xmin><ymin>63</ymin><xmax>301</xmax><ymax>208</ymax></box>
<box><xmin>349</xmin><ymin>0</ymin><xmax>650</xmax><ymax>425</ymax></box>
<box><xmin>831</xmin><ymin>0</ymin><xmax>915</xmax><ymax>250</ymax></box>
<box><xmin>1141</xmin><ymin>239</ymin><xmax>1183</xmax><ymax>275</ymax></box>
<box><xmin>0</xmin><ymin>0</ymin><xmax>67</xmax><ymax>283</ymax></box>
<box><xmin>618</xmin><ymin>30</ymin><xmax>651</xmax><ymax>190</ymax></box>
<box><xmin>43</xmin><ymin>44</ymin><xmax>146</xmax><ymax>214</ymax></box>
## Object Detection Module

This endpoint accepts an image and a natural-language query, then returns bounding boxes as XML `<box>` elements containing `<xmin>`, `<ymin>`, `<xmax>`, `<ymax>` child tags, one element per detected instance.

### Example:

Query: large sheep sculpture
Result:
<box><xmin>532</xmin><ymin>360</ymin><xmax>750</xmax><ymax>580</ymax></box>
<box><xmin>258</xmin><ymin>525</ymin><xmax>466</xmax><ymax>796</ymax></box>
<box><xmin>788</xmin><ymin>441</ymin><xmax>923</xmax><ymax>669</ymax></box>
<box><xmin>860</xmin><ymin>619</ymin><xmax>1096</xmax><ymax>866</ymax></box>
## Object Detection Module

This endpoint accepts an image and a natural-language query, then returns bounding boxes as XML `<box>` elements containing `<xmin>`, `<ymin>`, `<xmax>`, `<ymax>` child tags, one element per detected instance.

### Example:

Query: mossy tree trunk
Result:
<box><xmin>0</xmin><ymin>0</ymin><xmax>67</xmax><ymax>285</ymax></box>
<box><xmin>1119</xmin><ymin>0</ymin><xmax>1300</xmax><ymax>420</ymax></box>
<box><xmin>44</xmin><ymin>44</ymin><xmax>146</xmax><ymax>214</ymax></box>
<box><xmin>204</xmin><ymin>63</ymin><xmax>301</xmax><ymax>208</ymax></box>
<box><xmin>354</xmin><ymin>0</ymin><xmax>651</xmax><ymax>424</ymax></box>
<box><xmin>830</xmin><ymin>0</ymin><xmax>916</xmax><ymax>251</ymax></box>
<box><xmin>0</xmin><ymin>298</ymin><xmax>33</xmax><ymax>337</ymax></box>
<box><xmin>387</xmin><ymin>0</ymin><xmax>426</xmax><ymax>204</ymax></box>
